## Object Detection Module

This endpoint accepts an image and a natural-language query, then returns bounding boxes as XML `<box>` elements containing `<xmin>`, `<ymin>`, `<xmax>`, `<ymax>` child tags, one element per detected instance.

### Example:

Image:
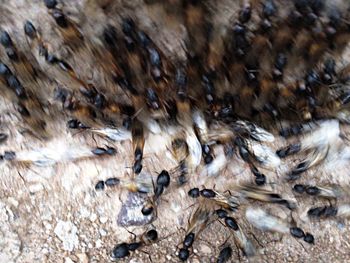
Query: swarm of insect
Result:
<box><xmin>3</xmin><ymin>0</ymin><xmax>350</xmax><ymax>262</ymax></box>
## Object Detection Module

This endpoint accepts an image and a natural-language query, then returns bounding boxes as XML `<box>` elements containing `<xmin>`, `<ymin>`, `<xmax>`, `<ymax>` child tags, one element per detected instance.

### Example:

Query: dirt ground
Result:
<box><xmin>1</xmin><ymin>0</ymin><xmax>350</xmax><ymax>262</ymax></box>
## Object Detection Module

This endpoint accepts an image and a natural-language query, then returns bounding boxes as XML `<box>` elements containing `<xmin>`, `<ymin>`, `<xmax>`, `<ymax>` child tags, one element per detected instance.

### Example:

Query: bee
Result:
<box><xmin>110</xmin><ymin>229</ymin><xmax>158</xmax><ymax>260</ymax></box>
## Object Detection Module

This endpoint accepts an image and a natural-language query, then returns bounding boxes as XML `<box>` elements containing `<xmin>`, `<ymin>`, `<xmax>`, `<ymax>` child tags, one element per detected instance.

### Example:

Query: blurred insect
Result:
<box><xmin>132</xmin><ymin>120</ymin><xmax>145</xmax><ymax>175</ymax></box>
<box><xmin>5</xmin><ymin>142</ymin><xmax>117</xmax><ymax>167</ymax></box>
<box><xmin>234</xmin><ymin>136</ymin><xmax>280</xmax><ymax>169</ymax></box>
<box><xmin>228</xmin><ymin>22</ymin><xmax>248</xmax><ymax>59</ymax></box>
<box><xmin>193</xmin><ymin>111</ymin><xmax>214</xmax><ymax>164</ymax></box>
<box><xmin>3</xmin><ymin>151</ymin><xmax>16</xmax><ymax>160</ymax></box>
<box><xmin>239</xmin><ymin>2</ymin><xmax>252</xmax><ymax>24</ymax></box>
<box><xmin>234</xmin><ymin>184</ymin><xmax>295</xmax><ymax>210</ymax></box>
<box><xmin>91</xmin><ymin>146</ymin><xmax>117</xmax><ymax>156</ymax></box>
<box><xmin>141</xmin><ymin>170</ymin><xmax>171</xmax><ymax>216</ymax></box>
<box><xmin>95</xmin><ymin>175</ymin><xmax>153</xmax><ymax>194</ymax></box>
<box><xmin>24</xmin><ymin>20</ymin><xmax>53</xmax><ymax>65</ymax></box>
<box><xmin>17</xmin><ymin>96</ymin><xmax>50</xmax><ymax>139</ymax></box>
<box><xmin>293</xmin><ymin>184</ymin><xmax>343</xmax><ymax>199</ymax></box>
<box><xmin>279</xmin><ymin>124</ymin><xmax>304</xmax><ymax>138</ymax></box>
<box><xmin>202</xmin><ymin>73</ymin><xmax>216</xmax><ymax>105</ymax></box>
<box><xmin>246</xmin><ymin>208</ymin><xmax>314</xmax><ymax>244</ymax></box>
<box><xmin>273</xmin><ymin>53</ymin><xmax>287</xmax><ymax>80</ymax></box>
<box><xmin>58</xmin><ymin>93</ymin><xmax>101</xmax><ymax>128</ymax></box>
<box><xmin>110</xmin><ymin>229</ymin><xmax>158</xmax><ymax>260</ymax></box>
<box><xmin>45</xmin><ymin>4</ymin><xmax>83</xmax><ymax>47</ymax></box>
<box><xmin>217</xmin><ymin>245</ymin><xmax>232</xmax><ymax>263</ymax></box>
<box><xmin>183</xmin><ymin>0</ymin><xmax>210</xmax><ymax>60</ymax></box>
<box><xmin>175</xmin><ymin>66</ymin><xmax>188</xmax><ymax>101</ymax></box>
<box><xmin>170</xmin><ymin>137</ymin><xmax>190</xmax><ymax>185</ymax></box>
<box><xmin>178</xmin><ymin>201</ymin><xmax>213</xmax><ymax>261</ymax></box>
<box><xmin>218</xmin><ymin>213</ymin><xmax>256</xmax><ymax>258</ymax></box>
<box><xmin>262</xmin><ymin>0</ymin><xmax>277</xmax><ymax>18</ymax></box>
<box><xmin>0</xmin><ymin>62</ymin><xmax>50</xmax><ymax>138</ymax></box>
<box><xmin>188</xmin><ymin>188</ymin><xmax>200</xmax><ymax>198</ymax></box>
<box><xmin>0</xmin><ymin>62</ymin><xmax>27</xmax><ymax>99</ymax></box>
<box><xmin>191</xmin><ymin>188</ymin><xmax>240</xmax><ymax>211</ymax></box>
<box><xmin>89</xmin><ymin>126</ymin><xmax>132</xmax><ymax>141</ymax></box>
<box><xmin>206</xmin><ymin>24</ymin><xmax>226</xmax><ymax>73</ymax></box>
<box><xmin>0</xmin><ymin>30</ymin><xmax>37</xmax><ymax>83</ymax></box>
<box><xmin>322</xmin><ymin>58</ymin><xmax>336</xmax><ymax>84</ymax></box>
<box><xmin>308</xmin><ymin>204</ymin><xmax>350</xmax><ymax>219</ymax></box>
<box><xmin>276</xmin><ymin>143</ymin><xmax>301</xmax><ymax>158</ymax></box>
<box><xmin>43</xmin><ymin>0</ymin><xmax>57</xmax><ymax>9</ymax></box>
<box><xmin>285</xmin><ymin>120</ymin><xmax>339</xmax><ymax>180</ymax></box>
<box><xmin>0</xmin><ymin>133</ymin><xmax>8</xmax><ymax>144</ymax></box>
<box><xmin>250</xmin><ymin>165</ymin><xmax>266</xmax><ymax>186</ymax></box>
<box><xmin>67</xmin><ymin>119</ymin><xmax>89</xmax><ymax>130</ymax></box>
<box><xmin>144</xmin><ymin>87</ymin><xmax>169</xmax><ymax>120</ymax></box>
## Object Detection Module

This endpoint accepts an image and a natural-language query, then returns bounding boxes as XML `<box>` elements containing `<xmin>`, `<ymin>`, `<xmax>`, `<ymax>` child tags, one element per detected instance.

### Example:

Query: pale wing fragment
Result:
<box><xmin>245</xmin><ymin>208</ymin><xmax>289</xmax><ymax>234</ymax></box>
<box><xmin>90</xmin><ymin>127</ymin><xmax>131</xmax><ymax>141</ymax></box>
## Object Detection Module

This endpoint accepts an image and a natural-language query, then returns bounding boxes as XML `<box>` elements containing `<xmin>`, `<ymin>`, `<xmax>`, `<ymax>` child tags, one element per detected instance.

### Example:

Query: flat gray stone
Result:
<box><xmin>117</xmin><ymin>192</ymin><xmax>153</xmax><ymax>226</ymax></box>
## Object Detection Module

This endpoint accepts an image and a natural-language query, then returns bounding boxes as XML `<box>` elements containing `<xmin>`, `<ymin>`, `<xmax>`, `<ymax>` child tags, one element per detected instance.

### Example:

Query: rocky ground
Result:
<box><xmin>1</xmin><ymin>0</ymin><xmax>350</xmax><ymax>262</ymax></box>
